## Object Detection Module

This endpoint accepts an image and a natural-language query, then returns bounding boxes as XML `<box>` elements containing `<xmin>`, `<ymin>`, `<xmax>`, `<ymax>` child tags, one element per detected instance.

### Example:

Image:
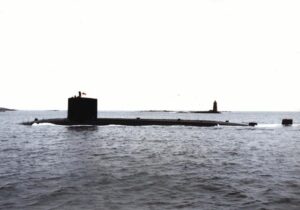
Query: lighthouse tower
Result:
<box><xmin>213</xmin><ymin>101</ymin><xmax>218</xmax><ymax>113</ymax></box>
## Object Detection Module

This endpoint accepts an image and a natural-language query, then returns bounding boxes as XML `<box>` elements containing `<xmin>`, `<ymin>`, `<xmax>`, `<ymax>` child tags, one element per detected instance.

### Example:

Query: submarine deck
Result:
<box><xmin>23</xmin><ymin>118</ymin><xmax>248</xmax><ymax>127</ymax></box>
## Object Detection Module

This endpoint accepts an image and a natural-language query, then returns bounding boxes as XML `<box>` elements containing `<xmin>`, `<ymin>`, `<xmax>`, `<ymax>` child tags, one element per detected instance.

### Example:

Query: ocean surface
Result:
<box><xmin>0</xmin><ymin>111</ymin><xmax>300</xmax><ymax>210</ymax></box>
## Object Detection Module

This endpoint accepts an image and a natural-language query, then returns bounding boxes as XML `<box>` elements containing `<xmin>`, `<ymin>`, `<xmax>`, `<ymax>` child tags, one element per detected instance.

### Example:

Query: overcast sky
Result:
<box><xmin>1</xmin><ymin>0</ymin><xmax>299</xmax><ymax>111</ymax></box>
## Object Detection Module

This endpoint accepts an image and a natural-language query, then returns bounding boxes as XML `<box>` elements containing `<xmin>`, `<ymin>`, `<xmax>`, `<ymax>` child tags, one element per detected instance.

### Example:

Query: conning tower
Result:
<box><xmin>67</xmin><ymin>91</ymin><xmax>97</xmax><ymax>122</ymax></box>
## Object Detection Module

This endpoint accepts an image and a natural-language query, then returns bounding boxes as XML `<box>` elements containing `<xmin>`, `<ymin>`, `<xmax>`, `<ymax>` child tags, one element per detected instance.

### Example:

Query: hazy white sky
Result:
<box><xmin>1</xmin><ymin>0</ymin><xmax>300</xmax><ymax>111</ymax></box>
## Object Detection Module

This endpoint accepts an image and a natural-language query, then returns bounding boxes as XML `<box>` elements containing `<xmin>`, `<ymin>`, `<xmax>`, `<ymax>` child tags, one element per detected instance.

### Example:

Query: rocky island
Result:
<box><xmin>179</xmin><ymin>101</ymin><xmax>220</xmax><ymax>114</ymax></box>
<box><xmin>143</xmin><ymin>101</ymin><xmax>220</xmax><ymax>114</ymax></box>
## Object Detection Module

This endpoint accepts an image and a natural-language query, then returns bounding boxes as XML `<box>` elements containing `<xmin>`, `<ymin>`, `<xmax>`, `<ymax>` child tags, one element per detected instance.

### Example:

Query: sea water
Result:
<box><xmin>0</xmin><ymin>111</ymin><xmax>300</xmax><ymax>209</ymax></box>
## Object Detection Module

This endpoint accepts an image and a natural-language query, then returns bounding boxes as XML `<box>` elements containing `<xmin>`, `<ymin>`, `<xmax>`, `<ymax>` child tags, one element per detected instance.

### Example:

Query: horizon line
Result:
<box><xmin>8</xmin><ymin>109</ymin><xmax>300</xmax><ymax>112</ymax></box>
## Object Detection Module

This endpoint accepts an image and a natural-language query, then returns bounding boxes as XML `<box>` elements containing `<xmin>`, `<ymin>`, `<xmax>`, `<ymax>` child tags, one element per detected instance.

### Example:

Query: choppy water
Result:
<box><xmin>1</xmin><ymin>111</ymin><xmax>300</xmax><ymax>209</ymax></box>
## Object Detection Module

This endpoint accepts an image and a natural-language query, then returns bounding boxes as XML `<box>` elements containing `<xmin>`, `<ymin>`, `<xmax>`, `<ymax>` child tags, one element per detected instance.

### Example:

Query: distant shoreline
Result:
<box><xmin>0</xmin><ymin>107</ymin><xmax>16</xmax><ymax>112</ymax></box>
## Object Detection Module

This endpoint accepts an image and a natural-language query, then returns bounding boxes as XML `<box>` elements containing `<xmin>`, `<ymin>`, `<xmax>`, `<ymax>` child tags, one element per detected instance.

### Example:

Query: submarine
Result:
<box><xmin>23</xmin><ymin>92</ymin><xmax>253</xmax><ymax>127</ymax></box>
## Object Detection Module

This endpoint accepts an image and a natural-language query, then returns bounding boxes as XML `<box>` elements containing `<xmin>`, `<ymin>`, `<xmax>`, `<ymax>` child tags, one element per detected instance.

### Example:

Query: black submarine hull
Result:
<box><xmin>22</xmin><ymin>96</ymin><xmax>252</xmax><ymax>127</ymax></box>
<box><xmin>23</xmin><ymin>118</ymin><xmax>248</xmax><ymax>127</ymax></box>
